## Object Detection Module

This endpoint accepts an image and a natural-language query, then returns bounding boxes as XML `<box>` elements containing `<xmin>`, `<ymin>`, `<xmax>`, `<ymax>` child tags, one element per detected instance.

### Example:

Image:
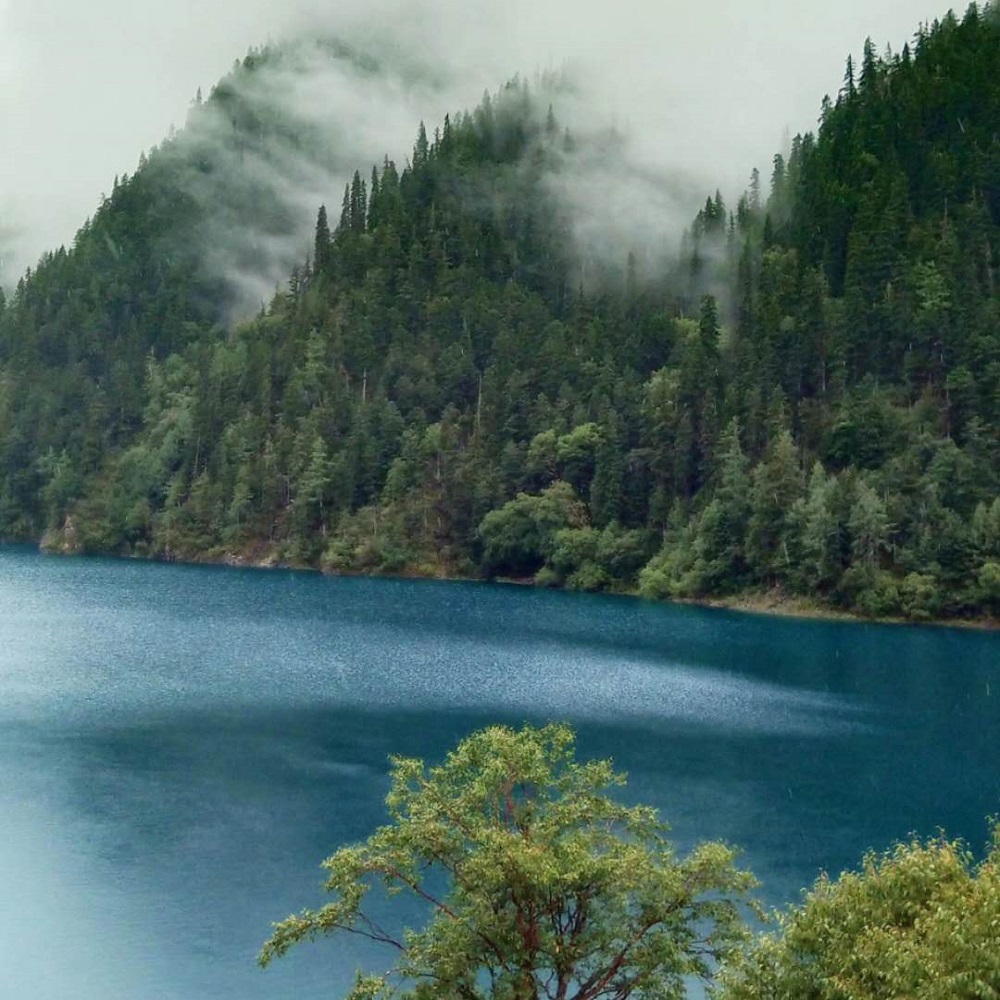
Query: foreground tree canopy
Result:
<box><xmin>717</xmin><ymin>829</ymin><xmax>1000</xmax><ymax>999</ymax></box>
<box><xmin>259</xmin><ymin>723</ymin><xmax>758</xmax><ymax>999</ymax></box>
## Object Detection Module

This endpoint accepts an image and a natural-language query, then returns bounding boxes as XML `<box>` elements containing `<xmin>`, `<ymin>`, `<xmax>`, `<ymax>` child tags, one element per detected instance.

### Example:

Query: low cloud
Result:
<box><xmin>0</xmin><ymin>0</ymin><xmax>935</xmax><ymax>295</ymax></box>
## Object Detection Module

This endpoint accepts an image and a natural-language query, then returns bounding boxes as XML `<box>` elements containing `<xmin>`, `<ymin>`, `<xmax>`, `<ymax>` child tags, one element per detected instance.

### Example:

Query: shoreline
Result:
<box><xmin>18</xmin><ymin>535</ymin><xmax>998</xmax><ymax>632</ymax></box>
<box><xmin>670</xmin><ymin>590</ymin><xmax>996</xmax><ymax>630</ymax></box>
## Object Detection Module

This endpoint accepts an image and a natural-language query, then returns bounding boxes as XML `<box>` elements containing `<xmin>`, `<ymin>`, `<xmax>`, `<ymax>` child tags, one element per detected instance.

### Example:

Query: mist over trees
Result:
<box><xmin>0</xmin><ymin>4</ymin><xmax>997</xmax><ymax>622</ymax></box>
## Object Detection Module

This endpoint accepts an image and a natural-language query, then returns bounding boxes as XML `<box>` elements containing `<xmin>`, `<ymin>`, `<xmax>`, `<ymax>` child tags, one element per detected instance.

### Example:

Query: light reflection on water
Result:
<box><xmin>0</xmin><ymin>548</ymin><xmax>997</xmax><ymax>999</ymax></box>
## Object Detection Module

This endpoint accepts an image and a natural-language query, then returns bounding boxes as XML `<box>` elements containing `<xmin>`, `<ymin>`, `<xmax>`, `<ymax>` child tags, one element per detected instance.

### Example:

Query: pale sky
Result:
<box><xmin>0</xmin><ymin>0</ymin><xmax>937</xmax><ymax>282</ymax></box>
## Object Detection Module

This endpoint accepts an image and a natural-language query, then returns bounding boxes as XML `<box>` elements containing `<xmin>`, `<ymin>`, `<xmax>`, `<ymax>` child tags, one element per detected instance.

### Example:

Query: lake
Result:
<box><xmin>0</xmin><ymin>546</ymin><xmax>997</xmax><ymax>998</ymax></box>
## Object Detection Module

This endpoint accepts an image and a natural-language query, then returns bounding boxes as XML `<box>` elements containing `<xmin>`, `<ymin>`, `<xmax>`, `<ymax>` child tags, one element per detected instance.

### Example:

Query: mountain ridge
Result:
<box><xmin>1</xmin><ymin>5</ymin><xmax>997</xmax><ymax>624</ymax></box>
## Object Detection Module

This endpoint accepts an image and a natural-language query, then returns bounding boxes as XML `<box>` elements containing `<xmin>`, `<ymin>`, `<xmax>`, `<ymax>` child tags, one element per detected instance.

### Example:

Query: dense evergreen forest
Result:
<box><xmin>0</xmin><ymin>5</ymin><xmax>997</xmax><ymax>622</ymax></box>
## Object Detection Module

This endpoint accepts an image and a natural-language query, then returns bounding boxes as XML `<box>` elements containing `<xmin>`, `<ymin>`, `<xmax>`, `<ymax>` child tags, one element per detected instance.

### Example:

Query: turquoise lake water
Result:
<box><xmin>0</xmin><ymin>547</ymin><xmax>997</xmax><ymax>998</ymax></box>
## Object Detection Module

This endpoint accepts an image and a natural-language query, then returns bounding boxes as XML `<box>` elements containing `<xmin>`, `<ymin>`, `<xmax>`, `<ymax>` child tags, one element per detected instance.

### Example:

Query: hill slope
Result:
<box><xmin>0</xmin><ymin>6</ymin><xmax>997</xmax><ymax>623</ymax></box>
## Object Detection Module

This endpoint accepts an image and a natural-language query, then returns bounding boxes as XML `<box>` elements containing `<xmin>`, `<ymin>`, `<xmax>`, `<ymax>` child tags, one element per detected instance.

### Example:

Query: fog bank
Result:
<box><xmin>0</xmin><ymin>0</ymin><xmax>935</xmax><ymax>288</ymax></box>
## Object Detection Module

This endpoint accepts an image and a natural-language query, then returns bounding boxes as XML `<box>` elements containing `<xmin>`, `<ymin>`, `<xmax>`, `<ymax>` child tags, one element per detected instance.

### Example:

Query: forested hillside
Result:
<box><xmin>0</xmin><ymin>5</ymin><xmax>997</xmax><ymax>621</ymax></box>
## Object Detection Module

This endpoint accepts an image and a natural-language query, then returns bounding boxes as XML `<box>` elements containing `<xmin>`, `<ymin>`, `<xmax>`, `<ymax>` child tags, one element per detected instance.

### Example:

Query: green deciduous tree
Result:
<box><xmin>478</xmin><ymin>481</ymin><xmax>588</xmax><ymax>577</ymax></box>
<box><xmin>717</xmin><ymin>829</ymin><xmax>1000</xmax><ymax>1000</ymax></box>
<box><xmin>260</xmin><ymin>723</ymin><xmax>758</xmax><ymax>1000</ymax></box>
